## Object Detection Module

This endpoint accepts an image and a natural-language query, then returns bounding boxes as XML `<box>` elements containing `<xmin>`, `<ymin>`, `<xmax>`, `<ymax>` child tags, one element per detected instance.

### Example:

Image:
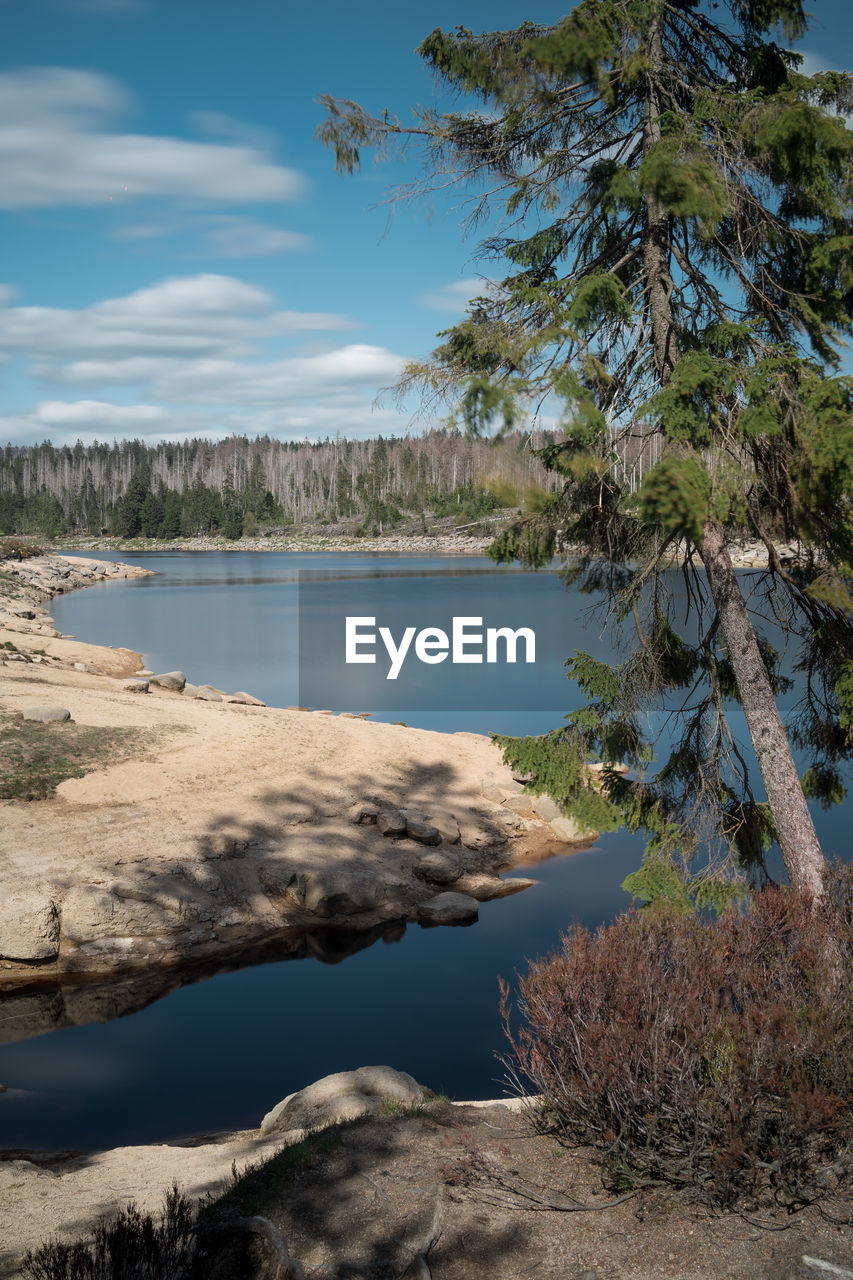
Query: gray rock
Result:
<box><xmin>0</xmin><ymin>894</ymin><xmax>59</xmax><ymax>961</ymax></box>
<box><xmin>22</xmin><ymin>705</ymin><xmax>71</xmax><ymax>723</ymax></box>
<box><xmin>351</xmin><ymin>804</ymin><xmax>379</xmax><ymax>825</ymax></box>
<box><xmin>230</xmin><ymin>691</ymin><xmax>266</xmax><ymax>706</ymax></box>
<box><xmin>532</xmin><ymin>793</ymin><xmax>562</xmax><ymax>822</ymax></box>
<box><xmin>377</xmin><ymin>808</ymin><xmax>407</xmax><ymax>836</ymax></box>
<box><xmin>550</xmin><ymin>815</ymin><xmax>596</xmax><ymax>843</ymax></box>
<box><xmin>195</xmin><ymin>685</ymin><xmax>224</xmax><ymax>702</ymax></box>
<box><xmin>298</xmin><ymin>868</ymin><xmax>385</xmax><ymax>917</ymax></box>
<box><xmin>415</xmin><ymin>853</ymin><xmax>461</xmax><ymax>885</ymax></box>
<box><xmin>182</xmin><ymin>682</ymin><xmax>200</xmax><ymax>697</ymax></box>
<box><xmin>122</xmin><ymin>677</ymin><xmax>149</xmax><ymax>693</ymax></box>
<box><xmin>405</xmin><ymin>815</ymin><xmax>442</xmax><ymax>846</ymax></box>
<box><xmin>504</xmin><ymin>793</ymin><xmax>536</xmax><ymax>817</ymax></box>
<box><xmin>417</xmin><ymin>892</ymin><xmax>479</xmax><ymax>925</ymax></box>
<box><xmin>260</xmin><ymin>1065</ymin><xmax>427</xmax><ymax>1136</ymax></box>
<box><xmin>152</xmin><ymin>670</ymin><xmax>186</xmax><ymax>691</ymax></box>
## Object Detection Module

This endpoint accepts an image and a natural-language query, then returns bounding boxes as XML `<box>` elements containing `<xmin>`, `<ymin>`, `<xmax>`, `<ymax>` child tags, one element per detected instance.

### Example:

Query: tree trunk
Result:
<box><xmin>699</xmin><ymin>518</ymin><xmax>827</xmax><ymax>901</ymax></box>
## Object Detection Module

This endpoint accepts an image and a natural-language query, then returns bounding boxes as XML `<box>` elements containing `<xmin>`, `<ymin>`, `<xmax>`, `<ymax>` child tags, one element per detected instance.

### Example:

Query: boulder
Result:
<box><xmin>298</xmin><ymin>868</ymin><xmax>385</xmax><ymax>917</ymax></box>
<box><xmin>230</xmin><ymin>691</ymin><xmax>266</xmax><ymax>706</ymax></box>
<box><xmin>351</xmin><ymin>804</ymin><xmax>379</xmax><ymax>825</ymax></box>
<box><xmin>152</xmin><ymin>670</ymin><xmax>186</xmax><ymax>691</ymax></box>
<box><xmin>503</xmin><ymin>793</ymin><xmax>536</xmax><ymax>817</ymax></box>
<box><xmin>417</xmin><ymin>892</ymin><xmax>479</xmax><ymax>925</ymax></box>
<box><xmin>532</xmin><ymin>793</ymin><xmax>561</xmax><ymax>822</ymax></box>
<box><xmin>195</xmin><ymin>685</ymin><xmax>224</xmax><ymax>702</ymax></box>
<box><xmin>22</xmin><ymin>705</ymin><xmax>71</xmax><ymax>723</ymax></box>
<box><xmin>260</xmin><ymin>1065</ymin><xmax>427</xmax><ymax>1136</ymax></box>
<box><xmin>0</xmin><ymin>894</ymin><xmax>59</xmax><ymax>961</ymax></box>
<box><xmin>414</xmin><ymin>853</ymin><xmax>461</xmax><ymax>885</ymax></box>
<box><xmin>377</xmin><ymin>808</ymin><xmax>406</xmax><ymax>837</ymax></box>
<box><xmin>404</xmin><ymin>814</ymin><xmax>442</xmax><ymax>846</ymax></box>
<box><xmin>455</xmin><ymin>873</ymin><xmax>536</xmax><ymax>900</ymax></box>
<box><xmin>122</xmin><ymin>677</ymin><xmax>149</xmax><ymax>693</ymax></box>
<box><xmin>550</xmin><ymin>815</ymin><xmax>597</xmax><ymax>843</ymax></box>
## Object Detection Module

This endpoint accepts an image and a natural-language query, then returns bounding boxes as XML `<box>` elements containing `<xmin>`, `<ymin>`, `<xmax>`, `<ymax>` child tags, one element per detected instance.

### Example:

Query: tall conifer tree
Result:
<box><xmin>319</xmin><ymin>0</ymin><xmax>853</xmax><ymax>903</ymax></box>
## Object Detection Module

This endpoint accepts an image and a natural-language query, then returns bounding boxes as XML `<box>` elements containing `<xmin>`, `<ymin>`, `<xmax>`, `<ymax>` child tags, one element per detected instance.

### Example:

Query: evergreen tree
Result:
<box><xmin>114</xmin><ymin>464</ymin><xmax>150</xmax><ymax>538</ymax></box>
<box><xmin>319</xmin><ymin>1</ymin><xmax>853</xmax><ymax>904</ymax></box>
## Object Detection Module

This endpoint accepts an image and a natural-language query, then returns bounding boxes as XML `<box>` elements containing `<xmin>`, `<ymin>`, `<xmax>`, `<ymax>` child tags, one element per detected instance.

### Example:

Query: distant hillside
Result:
<box><xmin>0</xmin><ymin>429</ymin><xmax>564</xmax><ymax>540</ymax></box>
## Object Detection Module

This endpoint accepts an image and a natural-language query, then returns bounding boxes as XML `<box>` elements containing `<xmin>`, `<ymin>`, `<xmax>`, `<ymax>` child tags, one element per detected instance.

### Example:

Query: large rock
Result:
<box><xmin>417</xmin><ymin>892</ymin><xmax>479</xmax><ymax>925</ymax></box>
<box><xmin>298</xmin><ymin>868</ymin><xmax>385</xmax><ymax>917</ymax></box>
<box><xmin>260</xmin><ymin>1065</ymin><xmax>427</xmax><ymax>1136</ymax></box>
<box><xmin>0</xmin><ymin>894</ymin><xmax>59</xmax><ymax>961</ymax></box>
<box><xmin>22</xmin><ymin>705</ymin><xmax>71</xmax><ymax>723</ymax></box>
<box><xmin>195</xmin><ymin>685</ymin><xmax>224</xmax><ymax>702</ymax></box>
<box><xmin>550</xmin><ymin>815</ymin><xmax>597</xmax><ymax>843</ymax></box>
<box><xmin>152</xmin><ymin>670</ymin><xmax>186</xmax><ymax>691</ymax></box>
<box><xmin>414</xmin><ymin>852</ymin><xmax>461</xmax><ymax>885</ymax></box>
<box><xmin>122</xmin><ymin>677</ymin><xmax>149</xmax><ymax>693</ymax></box>
<box><xmin>229</xmin><ymin>691</ymin><xmax>266</xmax><ymax>706</ymax></box>
<box><xmin>533</xmin><ymin>793</ymin><xmax>562</xmax><ymax>822</ymax></box>
<box><xmin>377</xmin><ymin>808</ymin><xmax>406</xmax><ymax>837</ymax></box>
<box><xmin>404</xmin><ymin>814</ymin><xmax>441</xmax><ymax>846</ymax></box>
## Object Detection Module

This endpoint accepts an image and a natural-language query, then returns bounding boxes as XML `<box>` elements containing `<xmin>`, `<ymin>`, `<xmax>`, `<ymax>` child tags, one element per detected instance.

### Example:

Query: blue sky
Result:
<box><xmin>0</xmin><ymin>0</ymin><xmax>851</xmax><ymax>448</ymax></box>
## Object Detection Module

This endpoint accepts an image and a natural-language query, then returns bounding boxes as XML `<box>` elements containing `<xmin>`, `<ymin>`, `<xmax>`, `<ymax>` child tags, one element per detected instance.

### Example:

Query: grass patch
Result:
<box><xmin>0</xmin><ymin>711</ymin><xmax>150</xmax><ymax>799</ymax></box>
<box><xmin>207</xmin><ymin>1128</ymin><xmax>347</xmax><ymax>1220</ymax></box>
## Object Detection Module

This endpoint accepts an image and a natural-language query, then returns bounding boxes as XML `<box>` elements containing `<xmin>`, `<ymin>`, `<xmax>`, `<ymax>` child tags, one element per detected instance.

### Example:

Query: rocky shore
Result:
<box><xmin>51</xmin><ymin>531</ymin><xmax>799</xmax><ymax>566</ymax></box>
<box><xmin>55</xmin><ymin>531</ymin><xmax>496</xmax><ymax>554</ymax></box>
<box><xmin>0</xmin><ymin>552</ymin><xmax>590</xmax><ymax>1046</ymax></box>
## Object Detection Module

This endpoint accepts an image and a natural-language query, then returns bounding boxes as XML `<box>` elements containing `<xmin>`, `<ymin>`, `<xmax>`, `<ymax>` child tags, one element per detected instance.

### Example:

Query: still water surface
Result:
<box><xmin>0</xmin><ymin>552</ymin><xmax>848</xmax><ymax>1151</ymax></box>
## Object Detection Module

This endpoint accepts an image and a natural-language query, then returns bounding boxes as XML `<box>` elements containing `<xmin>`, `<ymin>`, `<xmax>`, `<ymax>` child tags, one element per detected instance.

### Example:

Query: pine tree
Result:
<box><xmin>319</xmin><ymin>1</ymin><xmax>853</xmax><ymax>904</ymax></box>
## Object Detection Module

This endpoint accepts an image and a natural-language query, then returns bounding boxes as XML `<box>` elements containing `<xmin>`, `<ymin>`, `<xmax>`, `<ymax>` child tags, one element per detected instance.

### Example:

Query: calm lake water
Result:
<box><xmin>0</xmin><ymin>551</ymin><xmax>849</xmax><ymax>1151</ymax></box>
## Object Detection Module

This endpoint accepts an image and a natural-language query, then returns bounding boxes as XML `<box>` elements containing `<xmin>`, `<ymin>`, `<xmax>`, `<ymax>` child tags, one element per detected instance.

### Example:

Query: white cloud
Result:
<box><xmin>0</xmin><ymin>399</ymin><xmax>171</xmax><ymax>443</ymax></box>
<box><xmin>0</xmin><ymin>274</ymin><xmax>411</xmax><ymax>445</ymax></box>
<box><xmin>0</xmin><ymin>274</ymin><xmax>353</xmax><ymax>365</ymax></box>
<box><xmin>124</xmin><ymin>344</ymin><xmax>405</xmax><ymax>405</ymax></box>
<box><xmin>0</xmin><ymin>395</ymin><xmax>410</xmax><ymax>446</ymax></box>
<box><xmin>420</xmin><ymin>277</ymin><xmax>493</xmax><ymax>312</ymax></box>
<box><xmin>0</xmin><ymin>67</ymin><xmax>306</xmax><ymax>209</ymax></box>
<box><xmin>205</xmin><ymin>219</ymin><xmax>311</xmax><ymax>257</ymax></box>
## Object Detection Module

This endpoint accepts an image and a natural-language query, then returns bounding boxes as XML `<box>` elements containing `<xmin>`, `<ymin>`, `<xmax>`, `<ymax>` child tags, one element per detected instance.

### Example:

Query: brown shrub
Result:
<box><xmin>502</xmin><ymin>867</ymin><xmax>853</xmax><ymax>1207</ymax></box>
<box><xmin>0</xmin><ymin>536</ymin><xmax>43</xmax><ymax>561</ymax></box>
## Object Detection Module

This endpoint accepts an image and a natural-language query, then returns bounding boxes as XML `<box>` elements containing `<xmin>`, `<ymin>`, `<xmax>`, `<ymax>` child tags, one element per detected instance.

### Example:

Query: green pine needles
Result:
<box><xmin>320</xmin><ymin>0</ymin><xmax>853</xmax><ymax>904</ymax></box>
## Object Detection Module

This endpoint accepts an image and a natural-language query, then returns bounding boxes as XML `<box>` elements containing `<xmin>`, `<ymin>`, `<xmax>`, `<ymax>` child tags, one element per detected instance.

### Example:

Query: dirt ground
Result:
<box><xmin>2</xmin><ymin>1101</ymin><xmax>851</xmax><ymax>1280</ymax></box>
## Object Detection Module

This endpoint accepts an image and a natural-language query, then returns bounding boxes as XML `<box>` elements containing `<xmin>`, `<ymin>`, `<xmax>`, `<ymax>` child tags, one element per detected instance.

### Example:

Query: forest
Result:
<box><xmin>0</xmin><ymin>428</ymin><xmax>562</xmax><ymax>539</ymax></box>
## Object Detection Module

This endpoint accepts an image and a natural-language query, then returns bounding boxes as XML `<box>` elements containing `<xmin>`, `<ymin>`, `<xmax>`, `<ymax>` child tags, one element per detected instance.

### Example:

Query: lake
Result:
<box><xmin>0</xmin><ymin>551</ymin><xmax>848</xmax><ymax>1151</ymax></box>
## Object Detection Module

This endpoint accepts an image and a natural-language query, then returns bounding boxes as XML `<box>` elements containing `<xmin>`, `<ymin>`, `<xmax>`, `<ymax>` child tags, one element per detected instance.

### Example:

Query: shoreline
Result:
<box><xmin>49</xmin><ymin>530</ymin><xmax>791</xmax><ymax>569</ymax></box>
<box><xmin>0</xmin><ymin>550</ymin><xmax>581</xmax><ymax>999</ymax></box>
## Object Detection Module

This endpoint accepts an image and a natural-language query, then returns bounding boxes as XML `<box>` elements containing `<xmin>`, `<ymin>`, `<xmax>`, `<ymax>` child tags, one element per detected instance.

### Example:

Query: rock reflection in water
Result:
<box><xmin>0</xmin><ymin>918</ymin><xmax>408</xmax><ymax>1048</ymax></box>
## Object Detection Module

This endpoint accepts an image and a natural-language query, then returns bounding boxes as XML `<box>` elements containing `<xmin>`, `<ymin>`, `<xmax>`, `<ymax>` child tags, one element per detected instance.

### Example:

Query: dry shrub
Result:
<box><xmin>0</xmin><ymin>536</ymin><xmax>43</xmax><ymax>560</ymax></box>
<box><xmin>503</xmin><ymin>866</ymin><xmax>853</xmax><ymax>1208</ymax></box>
<box><xmin>23</xmin><ymin>1186</ymin><xmax>196</xmax><ymax>1280</ymax></box>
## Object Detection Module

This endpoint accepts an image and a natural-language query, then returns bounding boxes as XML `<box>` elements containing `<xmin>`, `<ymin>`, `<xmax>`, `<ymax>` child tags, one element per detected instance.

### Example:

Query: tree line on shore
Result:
<box><xmin>0</xmin><ymin>428</ymin><xmax>562</xmax><ymax>539</ymax></box>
